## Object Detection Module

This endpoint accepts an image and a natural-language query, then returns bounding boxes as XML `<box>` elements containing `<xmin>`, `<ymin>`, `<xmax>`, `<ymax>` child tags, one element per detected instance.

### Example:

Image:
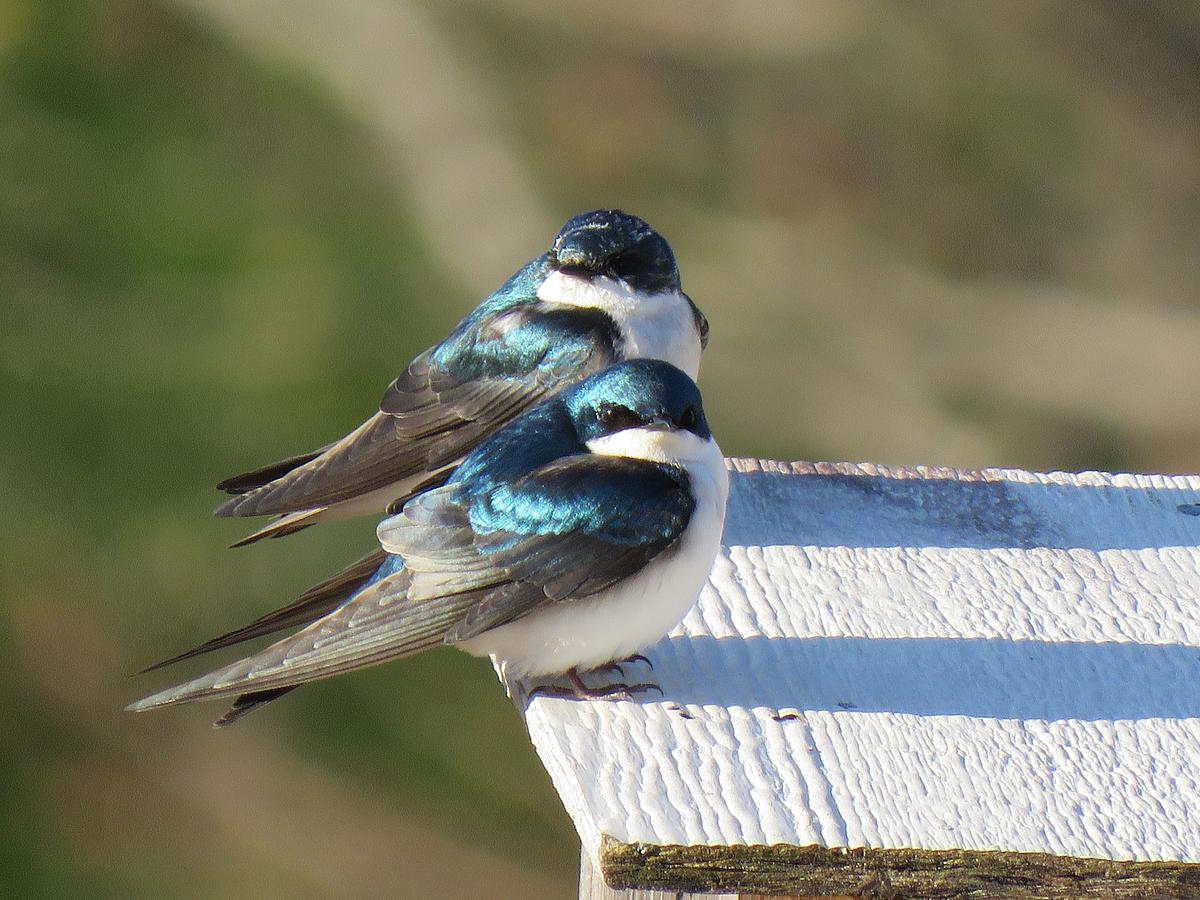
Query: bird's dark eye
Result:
<box><xmin>602</xmin><ymin>250</ymin><xmax>643</xmax><ymax>281</ymax></box>
<box><xmin>680</xmin><ymin>405</ymin><xmax>698</xmax><ymax>430</ymax></box>
<box><xmin>597</xmin><ymin>403</ymin><xmax>643</xmax><ymax>431</ymax></box>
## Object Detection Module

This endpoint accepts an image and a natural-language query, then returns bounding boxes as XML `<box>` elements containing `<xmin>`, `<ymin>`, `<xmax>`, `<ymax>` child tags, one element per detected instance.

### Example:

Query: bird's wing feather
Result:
<box><xmin>132</xmin><ymin>457</ymin><xmax>691</xmax><ymax>712</ymax></box>
<box><xmin>139</xmin><ymin>547</ymin><xmax>391</xmax><ymax>672</ymax></box>
<box><xmin>213</xmin><ymin>686</ymin><xmax>298</xmax><ymax>727</ymax></box>
<box><xmin>216</xmin><ymin>446</ymin><xmax>332</xmax><ymax>495</ymax></box>
<box><xmin>214</xmin><ymin>304</ymin><xmax>617</xmax><ymax>518</ymax></box>
<box><xmin>227</xmin><ymin>507</ymin><xmax>329</xmax><ymax>548</ymax></box>
<box><xmin>379</xmin><ymin>454</ymin><xmax>695</xmax><ymax>643</ymax></box>
<box><xmin>128</xmin><ymin>564</ymin><xmax>487</xmax><ymax>710</ymax></box>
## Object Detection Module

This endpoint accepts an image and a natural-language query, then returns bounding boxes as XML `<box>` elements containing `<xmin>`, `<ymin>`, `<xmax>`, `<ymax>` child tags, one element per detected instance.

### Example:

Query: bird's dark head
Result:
<box><xmin>566</xmin><ymin>359</ymin><xmax>711</xmax><ymax>444</ymax></box>
<box><xmin>550</xmin><ymin>209</ymin><xmax>681</xmax><ymax>295</ymax></box>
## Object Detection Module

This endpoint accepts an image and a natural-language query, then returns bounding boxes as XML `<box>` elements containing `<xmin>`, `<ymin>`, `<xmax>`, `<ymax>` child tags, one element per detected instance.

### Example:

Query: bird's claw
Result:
<box><xmin>527</xmin><ymin>665</ymin><xmax>663</xmax><ymax>702</ymax></box>
<box><xmin>590</xmin><ymin>654</ymin><xmax>654</xmax><ymax>678</ymax></box>
<box><xmin>583</xmin><ymin>681</ymin><xmax>662</xmax><ymax>701</ymax></box>
<box><xmin>527</xmin><ymin>682</ymin><xmax>663</xmax><ymax>702</ymax></box>
<box><xmin>590</xmin><ymin>661</ymin><xmax>626</xmax><ymax>679</ymax></box>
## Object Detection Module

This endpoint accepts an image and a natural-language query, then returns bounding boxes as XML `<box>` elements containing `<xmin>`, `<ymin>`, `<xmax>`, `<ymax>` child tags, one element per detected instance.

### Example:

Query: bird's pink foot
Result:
<box><xmin>528</xmin><ymin>666</ymin><xmax>662</xmax><ymax>702</ymax></box>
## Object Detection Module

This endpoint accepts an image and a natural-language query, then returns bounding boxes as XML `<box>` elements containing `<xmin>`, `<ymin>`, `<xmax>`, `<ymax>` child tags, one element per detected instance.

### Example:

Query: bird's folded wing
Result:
<box><xmin>379</xmin><ymin>454</ymin><xmax>696</xmax><ymax>643</ymax></box>
<box><xmin>214</xmin><ymin>305</ymin><xmax>617</xmax><ymax>519</ymax></box>
<box><xmin>139</xmin><ymin>547</ymin><xmax>392</xmax><ymax>672</ymax></box>
<box><xmin>216</xmin><ymin>446</ymin><xmax>333</xmax><ymax>495</ymax></box>
<box><xmin>128</xmin><ymin>565</ymin><xmax>483</xmax><ymax>710</ymax></box>
<box><xmin>131</xmin><ymin>459</ymin><xmax>692</xmax><ymax>711</ymax></box>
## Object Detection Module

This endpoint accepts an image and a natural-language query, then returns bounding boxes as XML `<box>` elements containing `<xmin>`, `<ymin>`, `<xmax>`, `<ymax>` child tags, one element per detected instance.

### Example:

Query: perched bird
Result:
<box><xmin>216</xmin><ymin>209</ymin><xmax>708</xmax><ymax>547</ymax></box>
<box><xmin>130</xmin><ymin>360</ymin><xmax>728</xmax><ymax>725</ymax></box>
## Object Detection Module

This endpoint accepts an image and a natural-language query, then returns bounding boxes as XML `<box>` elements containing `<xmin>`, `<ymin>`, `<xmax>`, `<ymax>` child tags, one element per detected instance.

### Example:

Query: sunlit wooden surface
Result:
<box><xmin>510</xmin><ymin>458</ymin><xmax>1200</xmax><ymax>897</ymax></box>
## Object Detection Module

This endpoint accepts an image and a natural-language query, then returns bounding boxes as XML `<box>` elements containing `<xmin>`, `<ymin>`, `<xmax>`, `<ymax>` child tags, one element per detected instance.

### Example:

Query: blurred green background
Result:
<box><xmin>4</xmin><ymin>1</ymin><xmax>1200</xmax><ymax>896</ymax></box>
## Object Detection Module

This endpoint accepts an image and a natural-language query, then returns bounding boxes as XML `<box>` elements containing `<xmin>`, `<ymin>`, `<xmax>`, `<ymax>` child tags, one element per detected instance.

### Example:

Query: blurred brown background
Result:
<box><xmin>4</xmin><ymin>1</ymin><xmax>1200</xmax><ymax>897</ymax></box>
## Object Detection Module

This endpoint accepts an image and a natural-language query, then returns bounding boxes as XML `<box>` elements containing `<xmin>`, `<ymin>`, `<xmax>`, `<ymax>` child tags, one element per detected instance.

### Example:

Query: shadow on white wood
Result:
<box><xmin>508</xmin><ymin>459</ymin><xmax>1200</xmax><ymax>894</ymax></box>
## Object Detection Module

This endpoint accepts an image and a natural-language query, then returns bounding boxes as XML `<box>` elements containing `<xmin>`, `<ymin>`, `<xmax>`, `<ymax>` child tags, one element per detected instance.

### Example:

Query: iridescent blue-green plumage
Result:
<box><xmin>413</xmin><ymin>304</ymin><xmax>617</xmax><ymax>396</ymax></box>
<box><xmin>549</xmin><ymin>209</ymin><xmax>706</xmax><ymax>345</ymax></box>
<box><xmin>408</xmin><ymin>455</ymin><xmax>695</xmax><ymax>644</ymax></box>
<box><xmin>132</xmin><ymin>361</ymin><xmax>718</xmax><ymax>722</ymax></box>
<box><xmin>158</xmin><ymin>210</ymin><xmax>706</xmax><ymax>662</ymax></box>
<box><xmin>466</xmin><ymin>457</ymin><xmax>692</xmax><ymax>544</ymax></box>
<box><xmin>409</xmin><ymin>360</ymin><xmax>711</xmax><ymax>620</ymax></box>
<box><xmin>214</xmin><ymin>209</ymin><xmax>701</xmax><ymax>537</ymax></box>
<box><xmin>395</xmin><ymin>361</ymin><xmax>710</xmax><ymax>621</ymax></box>
<box><xmin>551</xmin><ymin>208</ymin><xmax>681</xmax><ymax>295</ymax></box>
<box><xmin>448</xmin><ymin>357</ymin><xmax>711</xmax><ymax>490</ymax></box>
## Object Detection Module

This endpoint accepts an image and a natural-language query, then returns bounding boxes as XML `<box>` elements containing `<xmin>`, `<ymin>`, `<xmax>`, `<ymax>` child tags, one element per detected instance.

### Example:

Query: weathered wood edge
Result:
<box><xmin>598</xmin><ymin>836</ymin><xmax>1200</xmax><ymax>898</ymax></box>
<box><xmin>724</xmin><ymin>456</ymin><xmax>1200</xmax><ymax>489</ymax></box>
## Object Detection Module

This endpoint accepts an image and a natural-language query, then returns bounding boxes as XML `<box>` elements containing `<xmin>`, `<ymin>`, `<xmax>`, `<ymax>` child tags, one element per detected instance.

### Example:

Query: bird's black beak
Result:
<box><xmin>644</xmin><ymin>413</ymin><xmax>674</xmax><ymax>431</ymax></box>
<box><xmin>555</xmin><ymin>263</ymin><xmax>595</xmax><ymax>281</ymax></box>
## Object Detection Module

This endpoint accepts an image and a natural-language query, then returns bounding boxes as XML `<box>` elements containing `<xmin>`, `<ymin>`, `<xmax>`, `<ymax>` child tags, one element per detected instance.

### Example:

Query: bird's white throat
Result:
<box><xmin>585</xmin><ymin>427</ymin><xmax>718</xmax><ymax>468</ymax></box>
<box><xmin>537</xmin><ymin>270</ymin><xmax>702</xmax><ymax>379</ymax></box>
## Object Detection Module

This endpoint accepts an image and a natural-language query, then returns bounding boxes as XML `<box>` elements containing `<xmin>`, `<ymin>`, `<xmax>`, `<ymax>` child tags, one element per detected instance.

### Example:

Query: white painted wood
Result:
<box><xmin>507</xmin><ymin>458</ymin><xmax>1200</xmax><ymax>878</ymax></box>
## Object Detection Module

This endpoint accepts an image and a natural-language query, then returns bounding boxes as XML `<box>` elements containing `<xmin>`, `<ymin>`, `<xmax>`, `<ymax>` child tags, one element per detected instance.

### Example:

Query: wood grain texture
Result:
<box><xmin>580</xmin><ymin>847</ymin><xmax>726</xmax><ymax>899</ymax></box>
<box><xmin>599</xmin><ymin>838</ymin><xmax>1200</xmax><ymax>897</ymax></box>
<box><xmin>512</xmin><ymin>459</ymin><xmax>1200</xmax><ymax>895</ymax></box>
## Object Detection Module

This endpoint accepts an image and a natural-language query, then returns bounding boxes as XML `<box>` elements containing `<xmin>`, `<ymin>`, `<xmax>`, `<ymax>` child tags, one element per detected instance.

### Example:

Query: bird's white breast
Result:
<box><xmin>457</xmin><ymin>429</ymin><xmax>728</xmax><ymax>678</ymax></box>
<box><xmin>536</xmin><ymin>271</ymin><xmax>702</xmax><ymax>378</ymax></box>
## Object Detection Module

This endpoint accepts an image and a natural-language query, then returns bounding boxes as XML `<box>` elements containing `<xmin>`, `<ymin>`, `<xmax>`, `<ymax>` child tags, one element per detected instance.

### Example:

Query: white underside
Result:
<box><xmin>457</xmin><ymin>429</ymin><xmax>728</xmax><ymax>677</ymax></box>
<box><xmin>536</xmin><ymin>271</ymin><xmax>702</xmax><ymax>379</ymax></box>
<box><xmin>316</xmin><ymin>481</ymin><xmax>420</xmax><ymax>522</ymax></box>
<box><xmin>320</xmin><ymin>460</ymin><xmax>463</xmax><ymax>522</ymax></box>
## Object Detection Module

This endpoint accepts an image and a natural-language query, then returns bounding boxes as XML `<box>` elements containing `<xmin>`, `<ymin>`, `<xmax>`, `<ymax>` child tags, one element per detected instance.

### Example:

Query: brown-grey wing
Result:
<box><xmin>131</xmin><ymin>461</ymin><xmax>689</xmax><ymax>714</ymax></box>
<box><xmin>128</xmin><ymin>565</ymin><xmax>486</xmax><ymax>711</ymax></box>
<box><xmin>214</xmin><ymin>305</ymin><xmax>618</xmax><ymax>519</ymax></box>
<box><xmin>216</xmin><ymin>446</ymin><xmax>332</xmax><ymax>496</ymax></box>
<box><xmin>212</xmin><ymin>378</ymin><xmax>542</xmax><ymax>518</ymax></box>
<box><xmin>213</xmin><ymin>686</ymin><xmax>298</xmax><ymax>727</ymax></box>
<box><xmin>139</xmin><ymin>547</ymin><xmax>390</xmax><ymax>673</ymax></box>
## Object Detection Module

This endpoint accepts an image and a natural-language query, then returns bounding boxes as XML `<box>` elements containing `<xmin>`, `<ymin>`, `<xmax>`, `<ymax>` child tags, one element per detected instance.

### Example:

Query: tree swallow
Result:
<box><xmin>216</xmin><ymin>209</ymin><xmax>709</xmax><ymax>546</ymax></box>
<box><xmin>130</xmin><ymin>360</ymin><xmax>728</xmax><ymax>725</ymax></box>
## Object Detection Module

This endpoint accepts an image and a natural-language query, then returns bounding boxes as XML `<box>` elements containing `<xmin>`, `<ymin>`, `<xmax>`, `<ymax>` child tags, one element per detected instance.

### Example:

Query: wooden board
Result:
<box><xmin>505</xmin><ymin>459</ymin><xmax>1200</xmax><ymax>896</ymax></box>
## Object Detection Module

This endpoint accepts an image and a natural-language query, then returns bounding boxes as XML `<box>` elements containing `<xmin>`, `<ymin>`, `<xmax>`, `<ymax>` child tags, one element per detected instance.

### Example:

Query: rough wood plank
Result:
<box><xmin>599</xmin><ymin>838</ymin><xmax>1200</xmax><ymax>898</ymax></box>
<box><xmin>580</xmin><ymin>847</ymin><xmax>727</xmax><ymax>899</ymax></box>
<box><xmin>512</xmin><ymin>459</ymin><xmax>1200</xmax><ymax>895</ymax></box>
<box><xmin>581</xmin><ymin>847</ymin><xmax>822</xmax><ymax>899</ymax></box>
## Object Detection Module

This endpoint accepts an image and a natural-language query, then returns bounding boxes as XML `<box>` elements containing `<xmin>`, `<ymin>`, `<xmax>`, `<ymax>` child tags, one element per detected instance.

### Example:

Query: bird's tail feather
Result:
<box><xmin>227</xmin><ymin>508</ymin><xmax>327</xmax><ymax>547</ymax></box>
<box><xmin>216</xmin><ymin>448</ymin><xmax>328</xmax><ymax>495</ymax></box>
<box><xmin>138</xmin><ymin>548</ymin><xmax>390</xmax><ymax>673</ymax></box>
<box><xmin>213</xmin><ymin>686</ymin><xmax>298</xmax><ymax>727</ymax></box>
<box><xmin>127</xmin><ymin>565</ymin><xmax>480</xmax><ymax>713</ymax></box>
